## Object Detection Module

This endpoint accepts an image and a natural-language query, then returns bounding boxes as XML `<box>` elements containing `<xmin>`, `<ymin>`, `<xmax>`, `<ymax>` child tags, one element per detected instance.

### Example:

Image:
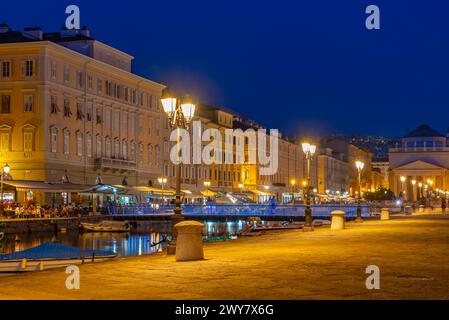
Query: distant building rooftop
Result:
<box><xmin>405</xmin><ymin>125</ymin><xmax>445</xmax><ymax>138</ymax></box>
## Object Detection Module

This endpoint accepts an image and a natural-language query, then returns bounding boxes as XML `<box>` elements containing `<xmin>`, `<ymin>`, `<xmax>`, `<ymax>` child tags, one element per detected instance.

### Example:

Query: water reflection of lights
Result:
<box><xmin>1</xmin><ymin>221</ymin><xmax>247</xmax><ymax>257</ymax></box>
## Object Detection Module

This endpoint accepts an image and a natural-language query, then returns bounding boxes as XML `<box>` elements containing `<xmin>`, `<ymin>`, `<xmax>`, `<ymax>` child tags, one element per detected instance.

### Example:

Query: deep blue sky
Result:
<box><xmin>2</xmin><ymin>0</ymin><xmax>449</xmax><ymax>137</ymax></box>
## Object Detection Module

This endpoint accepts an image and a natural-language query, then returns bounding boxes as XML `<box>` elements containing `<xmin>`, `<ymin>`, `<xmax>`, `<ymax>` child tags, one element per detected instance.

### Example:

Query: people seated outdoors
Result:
<box><xmin>0</xmin><ymin>202</ymin><xmax>89</xmax><ymax>219</ymax></box>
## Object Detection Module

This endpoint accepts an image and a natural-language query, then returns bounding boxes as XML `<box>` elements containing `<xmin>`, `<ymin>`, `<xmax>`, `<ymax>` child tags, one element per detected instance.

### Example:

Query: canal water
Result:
<box><xmin>0</xmin><ymin>220</ymin><xmax>251</xmax><ymax>257</ymax></box>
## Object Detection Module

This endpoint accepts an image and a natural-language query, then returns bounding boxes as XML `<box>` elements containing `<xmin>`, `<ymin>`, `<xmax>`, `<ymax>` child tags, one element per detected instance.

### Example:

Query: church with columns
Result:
<box><xmin>389</xmin><ymin>125</ymin><xmax>449</xmax><ymax>201</ymax></box>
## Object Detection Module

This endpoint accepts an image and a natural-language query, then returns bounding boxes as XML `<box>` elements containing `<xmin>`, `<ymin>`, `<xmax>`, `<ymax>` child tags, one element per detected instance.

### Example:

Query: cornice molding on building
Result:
<box><xmin>1</xmin><ymin>40</ymin><xmax>164</xmax><ymax>90</ymax></box>
<box><xmin>91</xmin><ymin>40</ymin><xmax>134</xmax><ymax>60</ymax></box>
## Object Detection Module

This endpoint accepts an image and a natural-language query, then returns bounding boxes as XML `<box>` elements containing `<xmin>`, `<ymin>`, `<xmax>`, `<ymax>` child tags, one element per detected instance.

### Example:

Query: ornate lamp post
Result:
<box><xmin>204</xmin><ymin>181</ymin><xmax>211</xmax><ymax>188</ymax></box>
<box><xmin>411</xmin><ymin>180</ymin><xmax>416</xmax><ymax>201</ymax></box>
<box><xmin>290</xmin><ymin>179</ymin><xmax>296</xmax><ymax>204</ymax></box>
<box><xmin>400</xmin><ymin>176</ymin><xmax>406</xmax><ymax>211</ymax></box>
<box><xmin>161</xmin><ymin>90</ymin><xmax>196</xmax><ymax>255</ymax></box>
<box><xmin>427</xmin><ymin>179</ymin><xmax>434</xmax><ymax>198</ymax></box>
<box><xmin>355</xmin><ymin>160</ymin><xmax>365</xmax><ymax>223</ymax></box>
<box><xmin>158</xmin><ymin>177</ymin><xmax>168</xmax><ymax>203</ymax></box>
<box><xmin>1</xmin><ymin>163</ymin><xmax>10</xmax><ymax>203</ymax></box>
<box><xmin>302</xmin><ymin>143</ymin><xmax>316</xmax><ymax>231</ymax></box>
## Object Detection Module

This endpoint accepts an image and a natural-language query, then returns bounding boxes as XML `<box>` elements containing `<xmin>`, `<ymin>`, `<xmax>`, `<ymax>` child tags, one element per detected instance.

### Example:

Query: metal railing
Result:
<box><xmin>107</xmin><ymin>204</ymin><xmax>370</xmax><ymax>217</ymax></box>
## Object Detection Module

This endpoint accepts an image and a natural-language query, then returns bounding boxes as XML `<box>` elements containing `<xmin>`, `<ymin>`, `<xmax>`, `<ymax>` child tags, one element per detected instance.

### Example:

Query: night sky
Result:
<box><xmin>2</xmin><ymin>0</ymin><xmax>449</xmax><ymax>137</ymax></box>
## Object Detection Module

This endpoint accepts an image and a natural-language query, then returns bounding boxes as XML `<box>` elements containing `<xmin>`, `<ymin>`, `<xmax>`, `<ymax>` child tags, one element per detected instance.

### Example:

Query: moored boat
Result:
<box><xmin>81</xmin><ymin>220</ymin><xmax>131</xmax><ymax>232</ymax></box>
<box><xmin>0</xmin><ymin>242</ymin><xmax>116</xmax><ymax>273</ymax></box>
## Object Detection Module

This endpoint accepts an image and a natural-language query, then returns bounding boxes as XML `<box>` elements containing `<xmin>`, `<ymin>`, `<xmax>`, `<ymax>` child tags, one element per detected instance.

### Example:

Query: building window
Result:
<box><xmin>148</xmin><ymin>144</ymin><xmax>153</xmax><ymax>166</ymax></box>
<box><xmin>76</xmin><ymin>132</ymin><xmax>83</xmax><ymax>157</ymax></box>
<box><xmin>139</xmin><ymin>92</ymin><xmax>144</xmax><ymax>106</ymax></box>
<box><xmin>24</xmin><ymin>94</ymin><xmax>33</xmax><ymax>112</ymax></box>
<box><xmin>1</xmin><ymin>61</ymin><xmax>11</xmax><ymax>79</ymax></box>
<box><xmin>86</xmin><ymin>134</ymin><xmax>92</xmax><ymax>158</ymax></box>
<box><xmin>105</xmin><ymin>138</ymin><xmax>112</xmax><ymax>158</ymax></box>
<box><xmin>138</xmin><ymin>143</ymin><xmax>144</xmax><ymax>166</ymax></box>
<box><xmin>0</xmin><ymin>126</ymin><xmax>11</xmax><ymax>153</ymax></box>
<box><xmin>63</xmin><ymin>66</ymin><xmax>70</xmax><ymax>83</ymax></box>
<box><xmin>96</xmin><ymin>135</ymin><xmax>102</xmax><ymax>158</ymax></box>
<box><xmin>50</xmin><ymin>127</ymin><xmax>58</xmax><ymax>153</ymax></box>
<box><xmin>63</xmin><ymin>129</ymin><xmax>70</xmax><ymax>155</ymax></box>
<box><xmin>1</xmin><ymin>95</ymin><xmax>11</xmax><ymax>113</ymax></box>
<box><xmin>23</xmin><ymin>60</ymin><xmax>35</xmax><ymax>77</ymax></box>
<box><xmin>63</xmin><ymin>98</ymin><xmax>72</xmax><ymax>118</ymax></box>
<box><xmin>124</xmin><ymin>88</ymin><xmax>129</xmax><ymax>102</ymax></box>
<box><xmin>132</xmin><ymin>90</ymin><xmax>137</xmax><ymax>104</ymax></box>
<box><xmin>76</xmin><ymin>71</ymin><xmax>84</xmax><ymax>88</ymax></box>
<box><xmin>130</xmin><ymin>141</ymin><xmax>136</xmax><ymax>162</ymax></box>
<box><xmin>147</xmin><ymin>93</ymin><xmax>153</xmax><ymax>109</ymax></box>
<box><xmin>114</xmin><ymin>139</ymin><xmax>120</xmax><ymax>159</ymax></box>
<box><xmin>86</xmin><ymin>105</ymin><xmax>92</xmax><ymax>122</ymax></box>
<box><xmin>156</xmin><ymin>118</ymin><xmax>160</xmax><ymax>137</ymax></box>
<box><xmin>76</xmin><ymin>103</ymin><xmax>84</xmax><ymax>120</ymax></box>
<box><xmin>23</xmin><ymin>128</ymin><xmax>34</xmax><ymax>153</ymax></box>
<box><xmin>50</xmin><ymin>95</ymin><xmax>59</xmax><ymax>114</ymax></box>
<box><xmin>97</xmin><ymin>79</ymin><xmax>103</xmax><ymax>95</ymax></box>
<box><xmin>87</xmin><ymin>75</ymin><xmax>93</xmax><ymax>90</ymax></box>
<box><xmin>51</xmin><ymin>61</ymin><xmax>57</xmax><ymax>80</ymax></box>
<box><xmin>122</xmin><ymin>140</ymin><xmax>128</xmax><ymax>160</ymax></box>
<box><xmin>155</xmin><ymin>145</ymin><xmax>160</xmax><ymax>167</ymax></box>
<box><xmin>96</xmin><ymin>108</ymin><xmax>103</xmax><ymax>125</ymax></box>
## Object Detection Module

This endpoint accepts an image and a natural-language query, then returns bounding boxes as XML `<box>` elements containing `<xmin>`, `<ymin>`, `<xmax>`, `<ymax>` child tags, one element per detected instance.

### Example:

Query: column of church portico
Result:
<box><xmin>393</xmin><ymin>175</ymin><xmax>398</xmax><ymax>197</ymax></box>
<box><xmin>412</xmin><ymin>176</ymin><xmax>417</xmax><ymax>201</ymax></box>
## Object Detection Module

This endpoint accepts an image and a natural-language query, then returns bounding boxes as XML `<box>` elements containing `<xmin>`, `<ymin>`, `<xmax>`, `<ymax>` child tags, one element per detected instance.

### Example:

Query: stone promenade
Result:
<box><xmin>1</xmin><ymin>215</ymin><xmax>448</xmax><ymax>300</ymax></box>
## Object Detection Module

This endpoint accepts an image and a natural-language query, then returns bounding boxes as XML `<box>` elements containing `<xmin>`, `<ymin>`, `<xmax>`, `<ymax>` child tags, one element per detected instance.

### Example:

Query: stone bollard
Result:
<box><xmin>175</xmin><ymin>221</ymin><xmax>205</xmax><ymax>261</ymax></box>
<box><xmin>331</xmin><ymin>210</ymin><xmax>345</xmax><ymax>230</ymax></box>
<box><xmin>380</xmin><ymin>208</ymin><xmax>390</xmax><ymax>220</ymax></box>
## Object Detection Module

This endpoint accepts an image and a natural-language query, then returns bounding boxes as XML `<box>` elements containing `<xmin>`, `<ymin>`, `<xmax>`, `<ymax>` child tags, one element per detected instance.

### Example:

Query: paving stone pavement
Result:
<box><xmin>1</xmin><ymin>216</ymin><xmax>448</xmax><ymax>300</ymax></box>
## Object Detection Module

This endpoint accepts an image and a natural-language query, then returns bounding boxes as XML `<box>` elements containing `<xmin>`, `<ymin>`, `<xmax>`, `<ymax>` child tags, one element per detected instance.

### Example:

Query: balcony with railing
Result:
<box><xmin>94</xmin><ymin>157</ymin><xmax>137</xmax><ymax>172</ymax></box>
<box><xmin>389</xmin><ymin>146</ymin><xmax>449</xmax><ymax>153</ymax></box>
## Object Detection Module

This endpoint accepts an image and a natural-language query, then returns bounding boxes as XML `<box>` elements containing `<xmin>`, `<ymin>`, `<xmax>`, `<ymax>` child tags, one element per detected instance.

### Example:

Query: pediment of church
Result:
<box><xmin>394</xmin><ymin>160</ymin><xmax>445</xmax><ymax>171</ymax></box>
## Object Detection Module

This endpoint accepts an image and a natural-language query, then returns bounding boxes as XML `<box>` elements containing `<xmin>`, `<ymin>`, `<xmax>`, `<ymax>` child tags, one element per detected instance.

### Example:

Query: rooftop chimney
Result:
<box><xmin>23</xmin><ymin>27</ymin><xmax>43</xmax><ymax>40</ymax></box>
<box><xmin>80</xmin><ymin>26</ymin><xmax>90</xmax><ymax>37</ymax></box>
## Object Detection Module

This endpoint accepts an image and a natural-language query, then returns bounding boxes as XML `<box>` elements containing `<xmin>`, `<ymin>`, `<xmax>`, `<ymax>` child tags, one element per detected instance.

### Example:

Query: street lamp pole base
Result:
<box><xmin>167</xmin><ymin>213</ymin><xmax>185</xmax><ymax>256</ymax></box>
<box><xmin>167</xmin><ymin>243</ymin><xmax>177</xmax><ymax>256</ymax></box>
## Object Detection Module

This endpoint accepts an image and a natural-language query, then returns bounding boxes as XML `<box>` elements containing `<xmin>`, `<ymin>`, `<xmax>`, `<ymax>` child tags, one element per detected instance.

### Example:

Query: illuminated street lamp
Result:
<box><xmin>1</xmin><ymin>163</ymin><xmax>10</xmax><ymax>203</ymax></box>
<box><xmin>158</xmin><ymin>177</ymin><xmax>168</xmax><ymax>203</ymax></box>
<box><xmin>161</xmin><ymin>89</ymin><xmax>196</xmax><ymax>255</ymax></box>
<box><xmin>238</xmin><ymin>183</ymin><xmax>244</xmax><ymax>193</ymax></box>
<box><xmin>355</xmin><ymin>160</ymin><xmax>365</xmax><ymax>223</ymax></box>
<box><xmin>204</xmin><ymin>181</ymin><xmax>211</xmax><ymax>188</ymax></box>
<box><xmin>302</xmin><ymin>142</ymin><xmax>316</xmax><ymax>231</ymax></box>
<box><xmin>290</xmin><ymin>179</ymin><xmax>296</xmax><ymax>204</ymax></box>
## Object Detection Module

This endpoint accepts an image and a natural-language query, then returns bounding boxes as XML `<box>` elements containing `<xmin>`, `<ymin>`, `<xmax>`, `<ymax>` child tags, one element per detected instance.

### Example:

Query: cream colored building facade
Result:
<box><xmin>0</xmin><ymin>26</ymin><xmax>165</xmax><ymax>203</ymax></box>
<box><xmin>317</xmin><ymin>148</ymin><xmax>348</xmax><ymax>195</ymax></box>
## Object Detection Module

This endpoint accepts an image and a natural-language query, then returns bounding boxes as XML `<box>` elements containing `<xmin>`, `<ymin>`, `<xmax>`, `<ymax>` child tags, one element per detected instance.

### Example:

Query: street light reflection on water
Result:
<box><xmin>0</xmin><ymin>220</ymin><xmax>249</xmax><ymax>257</ymax></box>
